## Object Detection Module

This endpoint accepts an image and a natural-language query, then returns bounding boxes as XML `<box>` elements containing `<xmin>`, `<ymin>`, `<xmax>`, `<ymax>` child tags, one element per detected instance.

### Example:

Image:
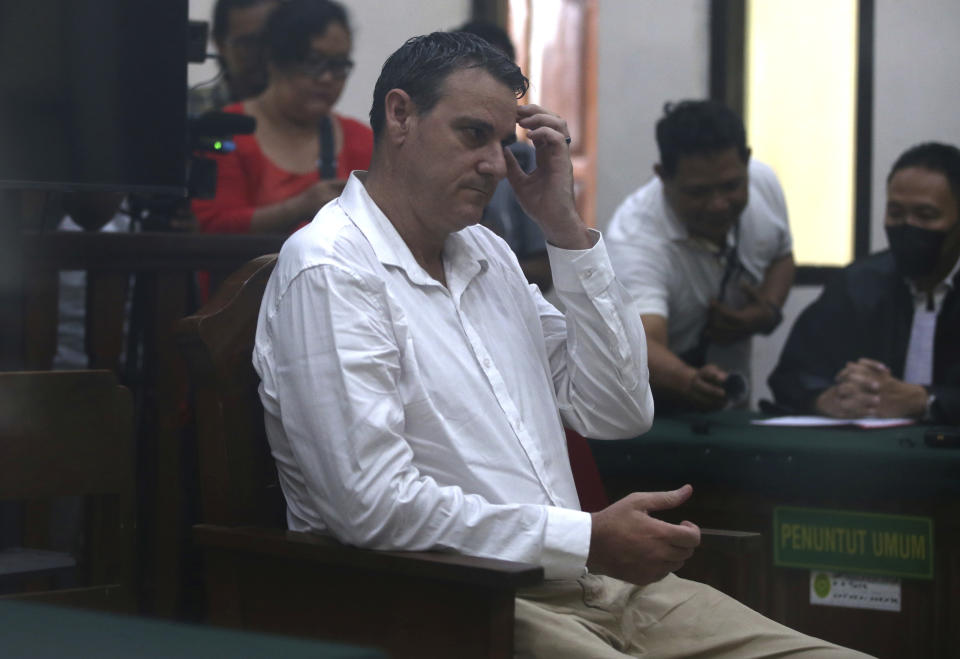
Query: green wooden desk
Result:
<box><xmin>0</xmin><ymin>600</ymin><xmax>387</xmax><ymax>658</ymax></box>
<box><xmin>590</xmin><ymin>411</ymin><xmax>960</xmax><ymax>659</ymax></box>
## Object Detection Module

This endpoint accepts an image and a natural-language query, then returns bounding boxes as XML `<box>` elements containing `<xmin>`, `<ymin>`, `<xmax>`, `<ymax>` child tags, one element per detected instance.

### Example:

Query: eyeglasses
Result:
<box><xmin>298</xmin><ymin>55</ymin><xmax>354</xmax><ymax>80</ymax></box>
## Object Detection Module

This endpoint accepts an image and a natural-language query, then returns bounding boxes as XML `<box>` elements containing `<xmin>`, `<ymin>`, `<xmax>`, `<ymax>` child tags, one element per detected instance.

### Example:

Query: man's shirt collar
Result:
<box><xmin>338</xmin><ymin>171</ymin><xmax>487</xmax><ymax>290</ymax></box>
<box><xmin>945</xmin><ymin>253</ymin><xmax>960</xmax><ymax>290</ymax></box>
<box><xmin>905</xmin><ymin>250</ymin><xmax>960</xmax><ymax>311</ymax></box>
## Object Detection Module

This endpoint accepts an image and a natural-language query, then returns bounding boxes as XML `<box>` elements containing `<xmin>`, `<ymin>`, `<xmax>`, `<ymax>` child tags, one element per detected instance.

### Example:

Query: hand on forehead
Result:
<box><xmin>514</xmin><ymin>103</ymin><xmax>570</xmax><ymax>146</ymax></box>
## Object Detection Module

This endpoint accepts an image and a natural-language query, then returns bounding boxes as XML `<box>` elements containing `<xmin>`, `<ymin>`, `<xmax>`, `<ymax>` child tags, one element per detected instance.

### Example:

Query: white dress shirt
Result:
<box><xmin>903</xmin><ymin>256</ymin><xmax>960</xmax><ymax>385</ymax></box>
<box><xmin>606</xmin><ymin>160</ymin><xmax>792</xmax><ymax>379</ymax></box>
<box><xmin>253</xmin><ymin>173</ymin><xmax>654</xmax><ymax>580</ymax></box>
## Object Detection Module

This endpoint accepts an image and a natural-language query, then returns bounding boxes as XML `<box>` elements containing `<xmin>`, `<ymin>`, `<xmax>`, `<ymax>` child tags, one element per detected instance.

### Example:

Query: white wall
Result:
<box><xmin>331</xmin><ymin>0</ymin><xmax>471</xmax><ymax>121</ymax></box>
<box><xmin>870</xmin><ymin>0</ymin><xmax>960</xmax><ymax>252</ymax></box>
<box><xmin>188</xmin><ymin>0</ymin><xmax>470</xmax><ymax>121</ymax></box>
<box><xmin>188</xmin><ymin>0</ymin><xmax>218</xmax><ymax>88</ymax></box>
<box><xmin>595</xmin><ymin>1</ymin><xmax>710</xmax><ymax>232</ymax></box>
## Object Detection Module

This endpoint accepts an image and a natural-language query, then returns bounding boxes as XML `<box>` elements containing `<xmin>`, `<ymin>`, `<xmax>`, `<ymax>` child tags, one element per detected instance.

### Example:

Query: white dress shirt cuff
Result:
<box><xmin>542</xmin><ymin>506</ymin><xmax>592</xmax><ymax>580</ymax></box>
<box><xmin>547</xmin><ymin>230</ymin><xmax>615</xmax><ymax>297</ymax></box>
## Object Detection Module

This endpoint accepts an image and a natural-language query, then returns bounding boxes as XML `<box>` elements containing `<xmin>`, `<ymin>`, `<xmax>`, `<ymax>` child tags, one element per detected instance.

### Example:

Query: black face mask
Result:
<box><xmin>885</xmin><ymin>224</ymin><xmax>948</xmax><ymax>277</ymax></box>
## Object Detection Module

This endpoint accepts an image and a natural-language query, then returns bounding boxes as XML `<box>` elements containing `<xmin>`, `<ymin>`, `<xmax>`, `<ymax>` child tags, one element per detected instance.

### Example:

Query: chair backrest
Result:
<box><xmin>177</xmin><ymin>254</ymin><xmax>285</xmax><ymax>528</ymax></box>
<box><xmin>0</xmin><ymin>369</ymin><xmax>135</xmax><ymax>611</ymax></box>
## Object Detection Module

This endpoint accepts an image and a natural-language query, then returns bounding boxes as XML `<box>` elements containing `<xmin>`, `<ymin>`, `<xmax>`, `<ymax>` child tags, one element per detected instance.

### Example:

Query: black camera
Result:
<box><xmin>131</xmin><ymin>111</ymin><xmax>256</xmax><ymax>231</ymax></box>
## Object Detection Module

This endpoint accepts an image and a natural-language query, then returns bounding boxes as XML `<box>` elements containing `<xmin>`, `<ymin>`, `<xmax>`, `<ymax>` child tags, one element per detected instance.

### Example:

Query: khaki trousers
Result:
<box><xmin>514</xmin><ymin>573</ymin><xmax>874</xmax><ymax>658</ymax></box>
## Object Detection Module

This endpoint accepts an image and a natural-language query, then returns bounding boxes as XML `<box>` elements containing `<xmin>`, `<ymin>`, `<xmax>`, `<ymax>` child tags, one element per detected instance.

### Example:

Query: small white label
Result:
<box><xmin>809</xmin><ymin>571</ymin><xmax>901</xmax><ymax>612</ymax></box>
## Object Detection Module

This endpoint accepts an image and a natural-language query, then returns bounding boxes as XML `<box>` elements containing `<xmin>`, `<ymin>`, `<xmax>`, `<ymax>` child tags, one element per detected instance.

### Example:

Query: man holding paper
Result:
<box><xmin>769</xmin><ymin>142</ymin><xmax>960</xmax><ymax>425</ymax></box>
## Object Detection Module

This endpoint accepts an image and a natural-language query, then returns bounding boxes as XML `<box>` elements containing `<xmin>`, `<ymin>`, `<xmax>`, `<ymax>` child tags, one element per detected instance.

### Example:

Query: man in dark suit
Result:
<box><xmin>771</xmin><ymin>142</ymin><xmax>960</xmax><ymax>424</ymax></box>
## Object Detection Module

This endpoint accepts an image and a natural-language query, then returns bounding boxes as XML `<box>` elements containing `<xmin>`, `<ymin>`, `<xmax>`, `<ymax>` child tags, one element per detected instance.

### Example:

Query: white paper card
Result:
<box><xmin>809</xmin><ymin>571</ymin><xmax>901</xmax><ymax>612</ymax></box>
<box><xmin>752</xmin><ymin>416</ymin><xmax>915</xmax><ymax>429</ymax></box>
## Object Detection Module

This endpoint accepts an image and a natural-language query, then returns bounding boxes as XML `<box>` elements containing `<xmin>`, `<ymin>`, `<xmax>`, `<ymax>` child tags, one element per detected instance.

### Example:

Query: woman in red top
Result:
<box><xmin>193</xmin><ymin>0</ymin><xmax>372</xmax><ymax>234</ymax></box>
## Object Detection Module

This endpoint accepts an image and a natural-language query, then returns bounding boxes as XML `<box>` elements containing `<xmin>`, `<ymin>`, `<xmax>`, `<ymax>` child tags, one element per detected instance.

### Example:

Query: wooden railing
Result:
<box><xmin>15</xmin><ymin>230</ymin><xmax>285</xmax><ymax>618</ymax></box>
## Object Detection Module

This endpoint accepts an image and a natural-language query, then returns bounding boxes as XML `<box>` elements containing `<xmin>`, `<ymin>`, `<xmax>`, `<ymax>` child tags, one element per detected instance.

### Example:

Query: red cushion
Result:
<box><xmin>564</xmin><ymin>429</ymin><xmax>610</xmax><ymax>513</ymax></box>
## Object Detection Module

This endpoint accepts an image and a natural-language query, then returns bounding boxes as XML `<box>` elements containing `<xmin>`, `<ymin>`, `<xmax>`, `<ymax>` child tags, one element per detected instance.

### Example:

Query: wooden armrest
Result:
<box><xmin>0</xmin><ymin>586</ymin><xmax>128</xmax><ymax>612</ymax></box>
<box><xmin>195</xmin><ymin>524</ymin><xmax>539</xmax><ymax>657</ymax></box>
<box><xmin>700</xmin><ymin>528</ymin><xmax>763</xmax><ymax>546</ymax></box>
<box><xmin>193</xmin><ymin>524</ymin><xmax>544</xmax><ymax>589</ymax></box>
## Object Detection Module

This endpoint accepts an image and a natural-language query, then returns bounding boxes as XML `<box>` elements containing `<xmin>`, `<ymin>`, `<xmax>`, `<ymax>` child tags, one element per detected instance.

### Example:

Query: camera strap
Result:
<box><xmin>317</xmin><ymin>115</ymin><xmax>337</xmax><ymax>179</ymax></box>
<box><xmin>681</xmin><ymin>222</ymin><xmax>744</xmax><ymax>367</ymax></box>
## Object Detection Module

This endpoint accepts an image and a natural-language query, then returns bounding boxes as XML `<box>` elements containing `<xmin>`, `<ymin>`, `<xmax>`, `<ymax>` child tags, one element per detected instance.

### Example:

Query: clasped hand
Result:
<box><xmin>816</xmin><ymin>358</ymin><xmax>927</xmax><ymax>418</ymax></box>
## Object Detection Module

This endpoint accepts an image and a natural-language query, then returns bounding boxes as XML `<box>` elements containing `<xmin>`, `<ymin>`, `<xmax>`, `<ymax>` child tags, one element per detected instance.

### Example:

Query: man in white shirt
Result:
<box><xmin>607</xmin><ymin>100</ymin><xmax>795</xmax><ymax>412</ymax></box>
<box><xmin>254</xmin><ymin>33</ymin><xmax>862</xmax><ymax>657</ymax></box>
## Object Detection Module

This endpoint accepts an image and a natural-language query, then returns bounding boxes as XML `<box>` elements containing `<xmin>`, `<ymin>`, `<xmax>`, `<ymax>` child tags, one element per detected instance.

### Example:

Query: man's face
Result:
<box><xmin>399</xmin><ymin>67</ymin><xmax>518</xmax><ymax>233</ymax></box>
<box><xmin>658</xmin><ymin>147</ymin><xmax>750</xmax><ymax>245</ymax></box>
<box><xmin>216</xmin><ymin>1</ymin><xmax>279</xmax><ymax>100</ymax></box>
<box><xmin>885</xmin><ymin>166</ymin><xmax>959</xmax><ymax>233</ymax></box>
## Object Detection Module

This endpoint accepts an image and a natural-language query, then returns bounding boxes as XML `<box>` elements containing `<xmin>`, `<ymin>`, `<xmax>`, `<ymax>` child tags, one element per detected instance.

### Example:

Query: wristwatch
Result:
<box><xmin>923</xmin><ymin>390</ymin><xmax>937</xmax><ymax>422</ymax></box>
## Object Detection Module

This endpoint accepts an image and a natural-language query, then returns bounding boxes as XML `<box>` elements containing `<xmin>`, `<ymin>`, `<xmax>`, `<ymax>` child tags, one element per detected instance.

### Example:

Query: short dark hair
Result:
<box><xmin>263</xmin><ymin>0</ymin><xmax>350</xmax><ymax>69</ymax></box>
<box><xmin>655</xmin><ymin>100</ymin><xmax>749</xmax><ymax>177</ymax></box>
<box><xmin>212</xmin><ymin>0</ymin><xmax>276</xmax><ymax>43</ymax></box>
<box><xmin>888</xmin><ymin>142</ymin><xmax>960</xmax><ymax>205</ymax></box>
<box><xmin>369</xmin><ymin>32</ymin><xmax>529</xmax><ymax>143</ymax></box>
<box><xmin>454</xmin><ymin>21</ymin><xmax>516</xmax><ymax>62</ymax></box>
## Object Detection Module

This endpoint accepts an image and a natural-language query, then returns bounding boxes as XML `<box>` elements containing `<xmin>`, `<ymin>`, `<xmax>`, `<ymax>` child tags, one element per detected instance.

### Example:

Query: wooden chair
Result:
<box><xmin>177</xmin><ymin>255</ymin><xmax>541</xmax><ymax>659</ymax></box>
<box><xmin>0</xmin><ymin>370</ymin><xmax>135</xmax><ymax>612</ymax></box>
<box><xmin>177</xmin><ymin>254</ymin><xmax>764</xmax><ymax>658</ymax></box>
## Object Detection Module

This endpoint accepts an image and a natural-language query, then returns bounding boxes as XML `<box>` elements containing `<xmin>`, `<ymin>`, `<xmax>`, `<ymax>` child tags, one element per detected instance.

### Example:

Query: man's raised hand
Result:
<box><xmin>505</xmin><ymin>104</ymin><xmax>591</xmax><ymax>250</ymax></box>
